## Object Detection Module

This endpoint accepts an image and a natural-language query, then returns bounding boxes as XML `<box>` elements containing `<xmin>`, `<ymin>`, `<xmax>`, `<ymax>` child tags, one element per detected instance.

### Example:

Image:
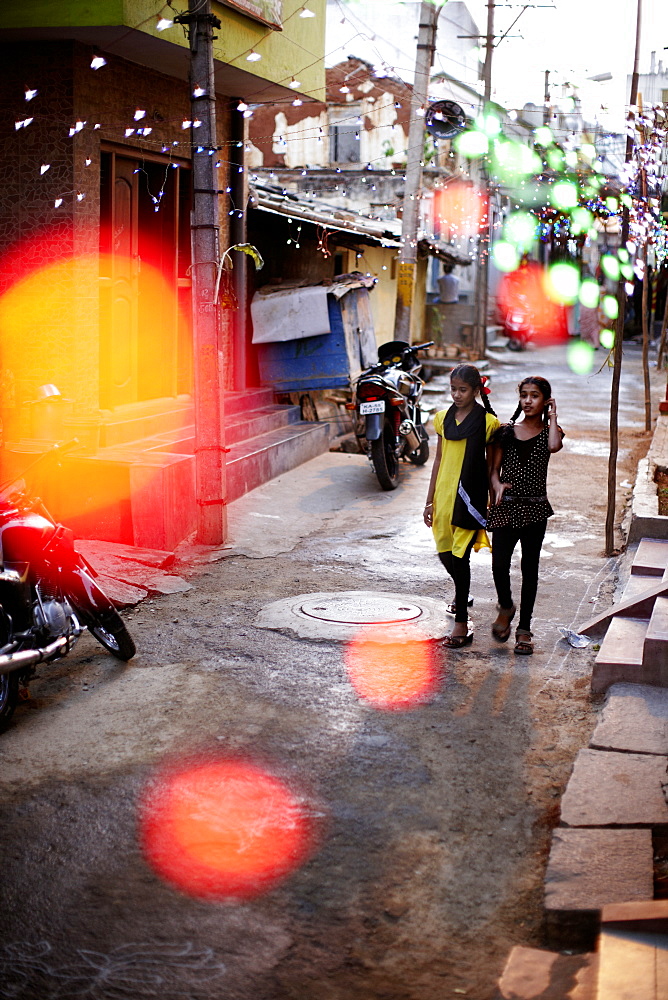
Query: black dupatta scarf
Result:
<box><xmin>442</xmin><ymin>402</ymin><xmax>488</xmax><ymax>531</ymax></box>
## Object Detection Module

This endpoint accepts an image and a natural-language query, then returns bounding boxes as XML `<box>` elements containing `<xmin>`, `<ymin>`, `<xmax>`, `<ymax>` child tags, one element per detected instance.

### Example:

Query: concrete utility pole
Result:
<box><xmin>393</xmin><ymin>1</ymin><xmax>440</xmax><ymax>342</ymax></box>
<box><xmin>175</xmin><ymin>1</ymin><xmax>227</xmax><ymax>545</ymax></box>
<box><xmin>543</xmin><ymin>70</ymin><xmax>550</xmax><ymax>125</ymax></box>
<box><xmin>471</xmin><ymin>0</ymin><xmax>495</xmax><ymax>358</ymax></box>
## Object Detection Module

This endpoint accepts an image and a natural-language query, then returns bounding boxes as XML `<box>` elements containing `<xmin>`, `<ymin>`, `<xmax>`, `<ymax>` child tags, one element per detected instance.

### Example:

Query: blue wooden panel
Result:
<box><xmin>256</xmin><ymin>296</ymin><xmax>352</xmax><ymax>391</ymax></box>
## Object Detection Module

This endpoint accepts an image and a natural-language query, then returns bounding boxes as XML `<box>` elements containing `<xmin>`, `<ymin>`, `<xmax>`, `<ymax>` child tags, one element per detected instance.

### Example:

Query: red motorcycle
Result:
<box><xmin>0</xmin><ymin>442</ymin><xmax>135</xmax><ymax>732</ymax></box>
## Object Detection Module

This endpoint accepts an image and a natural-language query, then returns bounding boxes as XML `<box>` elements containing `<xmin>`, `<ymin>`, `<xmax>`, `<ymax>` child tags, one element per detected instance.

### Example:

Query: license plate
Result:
<box><xmin>359</xmin><ymin>400</ymin><xmax>385</xmax><ymax>414</ymax></box>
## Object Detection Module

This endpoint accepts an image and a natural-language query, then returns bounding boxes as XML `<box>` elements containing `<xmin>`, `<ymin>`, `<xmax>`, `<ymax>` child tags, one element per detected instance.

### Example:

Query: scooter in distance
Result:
<box><xmin>354</xmin><ymin>340</ymin><xmax>434</xmax><ymax>490</ymax></box>
<box><xmin>0</xmin><ymin>441</ymin><xmax>136</xmax><ymax>733</ymax></box>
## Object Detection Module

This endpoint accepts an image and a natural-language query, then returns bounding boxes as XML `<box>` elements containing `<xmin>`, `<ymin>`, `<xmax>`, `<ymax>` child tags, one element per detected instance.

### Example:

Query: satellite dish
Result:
<box><xmin>425</xmin><ymin>100</ymin><xmax>467</xmax><ymax>140</ymax></box>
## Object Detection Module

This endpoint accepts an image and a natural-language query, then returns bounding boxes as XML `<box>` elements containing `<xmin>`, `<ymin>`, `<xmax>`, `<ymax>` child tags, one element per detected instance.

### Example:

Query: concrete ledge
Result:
<box><xmin>628</xmin><ymin>457</ymin><xmax>668</xmax><ymax>544</ymax></box>
<box><xmin>494</xmin><ymin>946</ymin><xmax>597</xmax><ymax>1000</ymax></box>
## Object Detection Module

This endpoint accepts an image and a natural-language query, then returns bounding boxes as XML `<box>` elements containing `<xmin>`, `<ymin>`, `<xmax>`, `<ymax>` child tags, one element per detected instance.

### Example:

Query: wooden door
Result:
<box><xmin>99</xmin><ymin>154</ymin><xmax>140</xmax><ymax>409</ymax></box>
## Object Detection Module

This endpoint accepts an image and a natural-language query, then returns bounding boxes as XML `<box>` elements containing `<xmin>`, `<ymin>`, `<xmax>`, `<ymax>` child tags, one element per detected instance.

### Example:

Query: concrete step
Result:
<box><xmin>226</xmin><ymin>404</ymin><xmax>301</xmax><ymax>447</ymax></box>
<box><xmin>632</xmin><ymin>538</ymin><xmax>668</xmax><ymax>576</ymax></box>
<box><xmin>559</xmin><ymin>748</ymin><xmax>668</xmax><ymax>828</ymax></box>
<box><xmin>592</xmin><ymin>617</ymin><xmax>649</xmax><ymax>694</ymax></box>
<box><xmin>596</xmin><ymin>925</ymin><xmax>668</xmax><ymax>1000</ymax></box>
<box><xmin>578</xmin><ymin>580</ymin><xmax>668</xmax><ymax>637</ymax></box>
<box><xmin>601</xmin><ymin>900</ymin><xmax>668</xmax><ymax>934</ymax></box>
<box><xmin>590</xmin><ymin>683</ymin><xmax>668</xmax><ymax>756</ymax></box>
<box><xmin>224</xmin><ymin>387</ymin><xmax>275</xmax><ymax>417</ymax></box>
<box><xmin>98</xmin><ymin>401</ymin><xmax>193</xmax><ymax>448</ymax></box>
<box><xmin>644</xmin><ymin>595</ymin><xmax>668</xmax><ymax>682</ymax></box>
<box><xmin>226</xmin><ymin>421</ymin><xmax>330</xmax><ymax>503</ymax></box>
<box><xmin>619</xmin><ymin>573</ymin><xmax>665</xmax><ymax>618</ymax></box>
<box><xmin>494</xmin><ymin>945</ymin><xmax>597</xmax><ymax>999</ymax></box>
<box><xmin>545</xmin><ymin>828</ymin><xmax>654</xmax><ymax>950</ymax></box>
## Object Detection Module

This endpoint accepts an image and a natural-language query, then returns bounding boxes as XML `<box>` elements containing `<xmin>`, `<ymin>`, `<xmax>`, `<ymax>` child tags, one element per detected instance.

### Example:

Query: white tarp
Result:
<box><xmin>251</xmin><ymin>286</ymin><xmax>331</xmax><ymax>344</ymax></box>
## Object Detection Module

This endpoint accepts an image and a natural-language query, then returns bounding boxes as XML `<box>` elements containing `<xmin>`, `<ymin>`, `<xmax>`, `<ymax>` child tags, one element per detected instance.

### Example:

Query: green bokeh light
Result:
<box><xmin>564</xmin><ymin>150</ymin><xmax>578</xmax><ymax>168</ymax></box>
<box><xmin>600</xmin><ymin>255</ymin><xmax>620</xmax><ymax>281</ymax></box>
<box><xmin>551</xmin><ymin>180</ymin><xmax>579</xmax><ymax>211</ymax></box>
<box><xmin>534</xmin><ymin>125</ymin><xmax>553</xmax><ymax>146</ymax></box>
<box><xmin>570</xmin><ymin>207</ymin><xmax>593</xmax><ymax>234</ymax></box>
<box><xmin>546</xmin><ymin>261</ymin><xmax>580</xmax><ymax>304</ymax></box>
<box><xmin>620</xmin><ymin>262</ymin><xmax>634</xmax><ymax>280</ymax></box>
<box><xmin>484</xmin><ymin>113</ymin><xmax>502</xmax><ymax>137</ymax></box>
<box><xmin>580</xmin><ymin>143</ymin><xmax>596</xmax><ymax>162</ymax></box>
<box><xmin>617</xmin><ymin>248</ymin><xmax>629</xmax><ymax>262</ymax></box>
<box><xmin>455</xmin><ymin>130</ymin><xmax>489</xmax><ymax>158</ymax></box>
<box><xmin>621</xmin><ymin>194</ymin><xmax>632</xmax><ymax>208</ymax></box>
<box><xmin>602</xmin><ymin>294</ymin><xmax>619</xmax><ymax>320</ymax></box>
<box><xmin>504</xmin><ymin>211</ymin><xmax>537</xmax><ymax>251</ymax></box>
<box><xmin>599</xmin><ymin>328</ymin><xmax>615</xmax><ymax>350</ymax></box>
<box><xmin>567</xmin><ymin>340</ymin><xmax>595</xmax><ymax>375</ymax></box>
<box><xmin>492</xmin><ymin>241</ymin><xmax>520</xmax><ymax>273</ymax></box>
<box><xmin>579</xmin><ymin>279</ymin><xmax>600</xmax><ymax>309</ymax></box>
<box><xmin>547</xmin><ymin>148</ymin><xmax>564</xmax><ymax>171</ymax></box>
<box><xmin>493</xmin><ymin>140</ymin><xmax>542</xmax><ymax>182</ymax></box>
<box><xmin>605</xmin><ymin>197</ymin><xmax>619</xmax><ymax>213</ymax></box>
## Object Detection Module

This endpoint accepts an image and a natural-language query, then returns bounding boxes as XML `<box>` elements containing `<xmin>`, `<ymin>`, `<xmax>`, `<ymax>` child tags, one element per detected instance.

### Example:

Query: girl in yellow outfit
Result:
<box><xmin>423</xmin><ymin>364</ymin><xmax>499</xmax><ymax>647</ymax></box>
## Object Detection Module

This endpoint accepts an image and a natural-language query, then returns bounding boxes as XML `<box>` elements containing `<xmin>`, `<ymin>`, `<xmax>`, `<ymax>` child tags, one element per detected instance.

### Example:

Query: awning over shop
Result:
<box><xmin>249</xmin><ymin>182</ymin><xmax>471</xmax><ymax>266</ymax></box>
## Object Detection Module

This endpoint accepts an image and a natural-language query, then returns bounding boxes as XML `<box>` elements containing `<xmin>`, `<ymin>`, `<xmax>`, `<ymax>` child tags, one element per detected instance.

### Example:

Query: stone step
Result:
<box><xmin>592</xmin><ymin>617</ymin><xmax>648</xmax><ymax>694</ymax></box>
<box><xmin>559</xmin><ymin>748</ymin><xmax>668</xmax><ymax>828</ymax></box>
<box><xmin>494</xmin><ymin>945</ymin><xmax>597</xmax><ymax>999</ymax></box>
<box><xmin>226</xmin><ymin>421</ymin><xmax>331</xmax><ymax>503</ymax></box>
<box><xmin>590</xmin><ymin>683</ymin><xmax>668</xmax><ymax>756</ymax></box>
<box><xmin>224</xmin><ymin>387</ymin><xmax>276</xmax><ymax>418</ymax></box>
<box><xmin>596</xmin><ymin>926</ymin><xmax>668</xmax><ymax>1000</ymax></box>
<box><xmin>544</xmin><ymin>828</ymin><xmax>654</xmax><ymax>950</ymax></box>
<box><xmin>632</xmin><ymin>537</ymin><xmax>668</xmax><ymax>576</ymax></box>
<box><xmin>644</xmin><ymin>595</ymin><xmax>668</xmax><ymax>681</ymax></box>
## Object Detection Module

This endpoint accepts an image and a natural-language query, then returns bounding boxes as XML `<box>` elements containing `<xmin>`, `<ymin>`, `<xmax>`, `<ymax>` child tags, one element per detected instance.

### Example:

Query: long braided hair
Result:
<box><xmin>450</xmin><ymin>363</ymin><xmax>497</xmax><ymax>416</ymax></box>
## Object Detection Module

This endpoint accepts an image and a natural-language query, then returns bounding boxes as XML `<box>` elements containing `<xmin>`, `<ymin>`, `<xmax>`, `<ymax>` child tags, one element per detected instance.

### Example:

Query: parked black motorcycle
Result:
<box><xmin>355</xmin><ymin>340</ymin><xmax>434</xmax><ymax>490</ymax></box>
<box><xmin>0</xmin><ymin>442</ymin><xmax>136</xmax><ymax>732</ymax></box>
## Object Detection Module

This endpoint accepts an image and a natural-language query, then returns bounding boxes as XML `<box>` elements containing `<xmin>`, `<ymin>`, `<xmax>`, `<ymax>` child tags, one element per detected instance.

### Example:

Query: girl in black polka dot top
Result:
<box><xmin>487</xmin><ymin>376</ymin><xmax>564</xmax><ymax>654</ymax></box>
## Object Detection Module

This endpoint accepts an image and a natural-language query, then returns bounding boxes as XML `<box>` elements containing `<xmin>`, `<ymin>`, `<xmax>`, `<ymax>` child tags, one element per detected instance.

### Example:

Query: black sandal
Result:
<box><xmin>443</xmin><ymin>629</ymin><xmax>473</xmax><ymax>649</ymax></box>
<box><xmin>492</xmin><ymin>604</ymin><xmax>516</xmax><ymax>643</ymax></box>
<box><xmin>514</xmin><ymin>629</ymin><xmax>534</xmax><ymax>655</ymax></box>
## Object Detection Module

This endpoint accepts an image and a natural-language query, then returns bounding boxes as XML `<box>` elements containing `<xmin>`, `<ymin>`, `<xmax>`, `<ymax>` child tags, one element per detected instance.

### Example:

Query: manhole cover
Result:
<box><xmin>300</xmin><ymin>596</ymin><xmax>423</xmax><ymax>625</ymax></box>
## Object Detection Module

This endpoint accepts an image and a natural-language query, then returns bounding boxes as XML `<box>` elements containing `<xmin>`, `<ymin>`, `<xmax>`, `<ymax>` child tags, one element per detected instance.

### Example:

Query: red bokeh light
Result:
<box><xmin>433</xmin><ymin>181</ymin><xmax>487</xmax><ymax>241</ymax></box>
<box><xmin>139</xmin><ymin>758</ymin><xmax>317</xmax><ymax>901</ymax></box>
<box><xmin>344</xmin><ymin>628</ymin><xmax>440</xmax><ymax>710</ymax></box>
<box><xmin>496</xmin><ymin>260</ymin><xmax>569</xmax><ymax>343</ymax></box>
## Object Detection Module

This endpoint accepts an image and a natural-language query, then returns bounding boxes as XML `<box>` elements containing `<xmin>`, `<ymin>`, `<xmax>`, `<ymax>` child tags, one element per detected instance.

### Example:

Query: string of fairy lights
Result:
<box><xmin>4</xmin><ymin>0</ymin><xmax>668</xmax><ymax>305</ymax></box>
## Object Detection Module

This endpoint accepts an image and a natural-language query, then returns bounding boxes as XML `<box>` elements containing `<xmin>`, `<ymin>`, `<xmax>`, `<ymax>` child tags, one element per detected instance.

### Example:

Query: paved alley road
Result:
<box><xmin>0</xmin><ymin>343</ymin><xmax>663</xmax><ymax>1000</ymax></box>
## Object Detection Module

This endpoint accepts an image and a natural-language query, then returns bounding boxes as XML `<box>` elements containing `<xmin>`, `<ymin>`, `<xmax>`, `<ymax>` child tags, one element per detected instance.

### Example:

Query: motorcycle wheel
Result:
<box><xmin>0</xmin><ymin>671</ymin><xmax>19</xmax><ymax>733</ymax></box>
<box><xmin>407</xmin><ymin>438</ymin><xmax>429</xmax><ymax>465</ymax></box>
<box><xmin>506</xmin><ymin>337</ymin><xmax>525</xmax><ymax>352</ymax></box>
<box><xmin>88</xmin><ymin>612</ymin><xmax>136</xmax><ymax>661</ymax></box>
<box><xmin>370</xmin><ymin>420</ymin><xmax>400</xmax><ymax>490</ymax></box>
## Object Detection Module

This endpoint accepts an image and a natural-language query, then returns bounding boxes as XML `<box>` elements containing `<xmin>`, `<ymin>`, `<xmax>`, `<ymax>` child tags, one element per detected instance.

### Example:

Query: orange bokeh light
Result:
<box><xmin>496</xmin><ymin>260</ymin><xmax>569</xmax><ymax>343</ymax></box>
<box><xmin>344</xmin><ymin>628</ymin><xmax>439</xmax><ymax>710</ymax></box>
<box><xmin>433</xmin><ymin>181</ymin><xmax>487</xmax><ymax>241</ymax></box>
<box><xmin>139</xmin><ymin>758</ymin><xmax>317</xmax><ymax>901</ymax></box>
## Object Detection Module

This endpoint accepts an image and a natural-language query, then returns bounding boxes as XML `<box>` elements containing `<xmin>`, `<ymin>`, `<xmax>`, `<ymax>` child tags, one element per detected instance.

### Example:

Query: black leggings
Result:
<box><xmin>491</xmin><ymin>520</ymin><xmax>547</xmax><ymax>633</ymax></box>
<box><xmin>438</xmin><ymin>537</ymin><xmax>475</xmax><ymax>624</ymax></box>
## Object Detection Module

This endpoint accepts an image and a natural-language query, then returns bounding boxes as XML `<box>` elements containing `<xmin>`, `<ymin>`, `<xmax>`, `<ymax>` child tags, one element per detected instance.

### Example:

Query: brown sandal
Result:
<box><xmin>514</xmin><ymin>629</ymin><xmax>533</xmax><ymax>655</ymax></box>
<box><xmin>443</xmin><ymin>628</ymin><xmax>473</xmax><ymax>649</ymax></box>
<box><xmin>492</xmin><ymin>604</ymin><xmax>516</xmax><ymax>643</ymax></box>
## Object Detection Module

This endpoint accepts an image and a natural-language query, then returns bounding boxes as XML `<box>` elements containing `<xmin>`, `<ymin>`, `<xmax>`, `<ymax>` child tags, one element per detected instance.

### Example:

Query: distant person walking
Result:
<box><xmin>423</xmin><ymin>364</ymin><xmax>499</xmax><ymax>648</ymax></box>
<box><xmin>487</xmin><ymin>376</ymin><xmax>563</xmax><ymax>654</ymax></box>
<box><xmin>438</xmin><ymin>266</ymin><xmax>460</xmax><ymax>304</ymax></box>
